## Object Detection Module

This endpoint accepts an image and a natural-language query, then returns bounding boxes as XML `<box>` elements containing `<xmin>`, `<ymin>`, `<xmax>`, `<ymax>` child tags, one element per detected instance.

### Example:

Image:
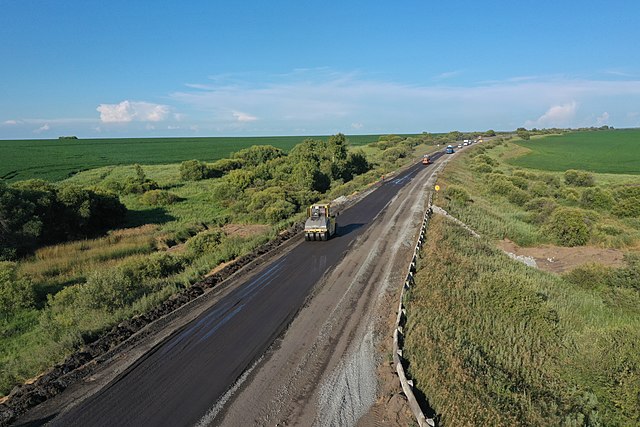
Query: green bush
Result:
<box><xmin>0</xmin><ymin>261</ymin><xmax>34</xmax><ymax>319</ymax></box>
<box><xmin>179</xmin><ymin>159</ymin><xmax>209</xmax><ymax>181</ymax></box>
<box><xmin>140</xmin><ymin>190</ymin><xmax>179</xmax><ymax>206</ymax></box>
<box><xmin>529</xmin><ymin>181</ymin><xmax>550</xmax><ymax>197</ymax></box>
<box><xmin>508</xmin><ymin>175</ymin><xmax>529</xmax><ymax>190</ymax></box>
<box><xmin>209</xmin><ymin>158</ymin><xmax>243</xmax><ymax>176</ymax></box>
<box><xmin>471</xmin><ymin>163</ymin><xmax>493</xmax><ymax>173</ymax></box>
<box><xmin>486</xmin><ymin>173</ymin><xmax>518</xmax><ymax>196</ymax></box>
<box><xmin>84</xmin><ymin>268</ymin><xmax>140</xmax><ymax>312</ymax></box>
<box><xmin>186</xmin><ymin>229</ymin><xmax>225</xmax><ymax>256</ymax></box>
<box><xmin>558</xmin><ymin>187</ymin><xmax>580</xmax><ymax>203</ymax></box>
<box><xmin>232</xmin><ymin>145</ymin><xmax>284</xmax><ymax>167</ymax></box>
<box><xmin>507</xmin><ymin>187</ymin><xmax>531</xmax><ymax>206</ymax></box>
<box><xmin>264</xmin><ymin>199</ymin><xmax>297</xmax><ymax>223</ymax></box>
<box><xmin>382</xmin><ymin>146</ymin><xmax>409</xmax><ymax>163</ymax></box>
<box><xmin>121</xmin><ymin>252</ymin><xmax>184</xmax><ymax>283</ymax></box>
<box><xmin>564</xmin><ymin>169</ymin><xmax>595</xmax><ymax>187</ymax></box>
<box><xmin>544</xmin><ymin>207</ymin><xmax>595</xmax><ymax>246</ymax></box>
<box><xmin>445</xmin><ymin>185</ymin><xmax>471</xmax><ymax>204</ymax></box>
<box><xmin>612</xmin><ymin>198</ymin><xmax>640</xmax><ymax>218</ymax></box>
<box><xmin>524</xmin><ymin>197</ymin><xmax>558</xmax><ymax>225</ymax></box>
<box><xmin>611</xmin><ymin>187</ymin><xmax>640</xmax><ymax>218</ymax></box>
<box><xmin>580</xmin><ymin>187</ymin><xmax>614</xmax><ymax>211</ymax></box>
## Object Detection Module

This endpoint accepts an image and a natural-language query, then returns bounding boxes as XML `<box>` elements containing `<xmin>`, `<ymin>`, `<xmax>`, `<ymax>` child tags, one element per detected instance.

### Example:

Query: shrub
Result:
<box><xmin>485</xmin><ymin>173</ymin><xmax>518</xmax><ymax>196</ymax></box>
<box><xmin>524</xmin><ymin>197</ymin><xmax>558</xmax><ymax>225</ymax></box>
<box><xmin>0</xmin><ymin>261</ymin><xmax>34</xmax><ymax>319</ymax></box>
<box><xmin>580</xmin><ymin>187</ymin><xmax>614</xmax><ymax>211</ymax></box>
<box><xmin>508</xmin><ymin>175</ymin><xmax>529</xmax><ymax>190</ymax></box>
<box><xmin>559</xmin><ymin>187</ymin><xmax>580</xmax><ymax>203</ymax></box>
<box><xmin>536</xmin><ymin>173</ymin><xmax>562</xmax><ymax>189</ymax></box>
<box><xmin>226</xmin><ymin>169</ymin><xmax>255</xmax><ymax>191</ymax></box>
<box><xmin>232</xmin><ymin>145</ymin><xmax>284</xmax><ymax>167</ymax></box>
<box><xmin>612</xmin><ymin>198</ymin><xmax>640</xmax><ymax>218</ymax></box>
<box><xmin>179</xmin><ymin>160</ymin><xmax>209</xmax><ymax>181</ymax></box>
<box><xmin>121</xmin><ymin>252</ymin><xmax>184</xmax><ymax>283</ymax></box>
<box><xmin>475</xmin><ymin>154</ymin><xmax>498</xmax><ymax>167</ymax></box>
<box><xmin>544</xmin><ymin>207</ymin><xmax>595</xmax><ymax>246</ymax></box>
<box><xmin>611</xmin><ymin>187</ymin><xmax>640</xmax><ymax>218</ymax></box>
<box><xmin>382</xmin><ymin>146</ymin><xmax>409</xmax><ymax>163</ymax></box>
<box><xmin>264</xmin><ymin>200</ymin><xmax>297</xmax><ymax>223</ymax></box>
<box><xmin>84</xmin><ymin>268</ymin><xmax>140</xmax><ymax>312</ymax></box>
<box><xmin>564</xmin><ymin>169</ymin><xmax>595</xmax><ymax>187</ymax></box>
<box><xmin>471</xmin><ymin>163</ymin><xmax>493</xmax><ymax>173</ymax></box>
<box><xmin>186</xmin><ymin>229</ymin><xmax>225</xmax><ymax>256</ymax></box>
<box><xmin>209</xmin><ymin>158</ymin><xmax>243</xmax><ymax>176</ymax></box>
<box><xmin>529</xmin><ymin>181</ymin><xmax>551</xmax><ymax>197</ymax></box>
<box><xmin>445</xmin><ymin>185</ymin><xmax>471</xmax><ymax>204</ymax></box>
<box><xmin>140</xmin><ymin>190</ymin><xmax>179</xmax><ymax>206</ymax></box>
<box><xmin>507</xmin><ymin>187</ymin><xmax>531</xmax><ymax>206</ymax></box>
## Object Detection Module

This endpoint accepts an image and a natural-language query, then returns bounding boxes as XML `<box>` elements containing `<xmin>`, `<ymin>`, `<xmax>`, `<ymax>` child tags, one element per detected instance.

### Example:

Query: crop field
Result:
<box><xmin>508</xmin><ymin>129</ymin><xmax>640</xmax><ymax>174</ymax></box>
<box><xmin>0</xmin><ymin>134</ymin><xmax>383</xmax><ymax>183</ymax></box>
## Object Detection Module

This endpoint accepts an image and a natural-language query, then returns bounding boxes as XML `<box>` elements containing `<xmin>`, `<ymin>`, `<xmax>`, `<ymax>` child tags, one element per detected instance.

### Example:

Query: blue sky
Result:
<box><xmin>1</xmin><ymin>0</ymin><xmax>639</xmax><ymax>139</ymax></box>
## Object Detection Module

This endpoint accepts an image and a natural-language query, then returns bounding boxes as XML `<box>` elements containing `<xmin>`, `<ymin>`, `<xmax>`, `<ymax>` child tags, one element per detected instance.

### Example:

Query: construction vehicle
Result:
<box><xmin>421</xmin><ymin>154</ymin><xmax>431</xmax><ymax>165</ymax></box>
<box><xmin>304</xmin><ymin>203</ymin><xmax>337</xmax><ymax>241</ymax></box>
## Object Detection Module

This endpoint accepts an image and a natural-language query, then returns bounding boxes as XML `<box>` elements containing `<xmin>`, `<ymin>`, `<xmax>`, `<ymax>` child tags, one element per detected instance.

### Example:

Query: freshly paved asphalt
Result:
<box><xmin>49</xmin><ymin>153</ymin><xmax>442</xmax><ymax>427</ymax></box>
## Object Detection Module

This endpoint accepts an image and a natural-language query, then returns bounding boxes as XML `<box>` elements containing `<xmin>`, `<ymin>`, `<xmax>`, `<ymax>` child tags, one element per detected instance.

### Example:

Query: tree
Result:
<box><xmin>485</xmin><ymin>129</ymin><xmax>496</xmax><ymax>137</ymax></box>
<box><xmin>517</xmin><ymin>129</ymin><xmax>531</xmax><ymax>140</ymax></box>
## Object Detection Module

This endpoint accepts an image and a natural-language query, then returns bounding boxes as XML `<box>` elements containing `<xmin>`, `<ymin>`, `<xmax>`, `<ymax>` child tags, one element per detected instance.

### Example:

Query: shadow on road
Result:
<box><xmin>336</xmin><ymin>223</ymin><xmax>365</xmax><ymax>237</ymax></box>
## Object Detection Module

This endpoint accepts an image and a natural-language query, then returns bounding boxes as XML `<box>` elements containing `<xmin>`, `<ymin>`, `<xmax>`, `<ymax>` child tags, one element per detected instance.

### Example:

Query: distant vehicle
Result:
<box><xmin>457</xmin><ymin>144</ymin><xmax>463</xmax><ymax>149</ymax></box>
<box><xmin>463</xmin><ymin>139</ymin><xmax>469</xmax><ymax>143</ymax></box>
<box><xmin>463</xmin><ymin>142</ymin><xmax>468</xmax><ymax>146</ymax></box>
<box><xmin>304</xmin><ymin>203</ymin><xmax>337</xmax><ymax>241</ymax></box>
<box><xmin>445</xmin><ymin>145</ymin><xmax>455</xmax><ymax>154</ymax></box>
<box><xmin>421</xmin><ymin>154</ymin><xmax>431</xmax><ymax>165</ymax></box>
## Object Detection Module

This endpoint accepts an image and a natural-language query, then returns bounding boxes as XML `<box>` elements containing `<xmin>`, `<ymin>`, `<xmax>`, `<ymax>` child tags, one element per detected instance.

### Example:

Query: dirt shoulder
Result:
<box><xmin>497</xmin><ymin>238</ymin><xmax>628</xmax><ymax>273</ymax></box>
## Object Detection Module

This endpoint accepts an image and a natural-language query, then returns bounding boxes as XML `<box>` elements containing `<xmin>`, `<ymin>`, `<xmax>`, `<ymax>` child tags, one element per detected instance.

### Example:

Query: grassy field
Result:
<box><xmin>0</xmin><ymin>134</ymin><xmax>384</xmax><ymax>183</ymax></box>
<box><xmin>508</xmin><ymin>129</ymin><xmax>640</xmax><ymax>174</ymax></box>
<box><xmin>406</xmin><ymin>215</ymin><xmax>640</xmax><ymax>426</ymax></box>
<box><xmin>403</xmin><ymin>136</ymin><xmax>640</xmax><ymax>425</ymax></box>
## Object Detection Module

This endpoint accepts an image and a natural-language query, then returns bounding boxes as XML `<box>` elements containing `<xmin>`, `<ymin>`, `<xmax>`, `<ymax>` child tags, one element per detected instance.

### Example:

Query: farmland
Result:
<box><xmin>0</xmin><ymin>134</ymin><xmax>383</xmax><ymax>183</ymax></box>
<box><xmin>508</xmin><ymin>128</ymin><xmax>640</xmax><ymax>174</ymax></box>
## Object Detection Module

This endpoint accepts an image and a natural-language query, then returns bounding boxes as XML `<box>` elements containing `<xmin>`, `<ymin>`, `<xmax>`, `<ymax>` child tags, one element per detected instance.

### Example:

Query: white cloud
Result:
<box><xmin>232</xmin><ymin>111</ymin><xmax>258</xmax><ymax>122</ymax></box>
<box><xmin>596</xmin><ymin>112</ymin><xmax>610</xmax><ymax>125</ymax></box>
<box><xmin>3</xmin><ymin>120</ymin><xmax>19</xmax><ymax>125</ymax></box>
<box><xmin>34</xmin><ymin>123</ymin><xmax>50</xmax><ymax>133</ymax></box>
<box><xmin>433</xmin><ymin>70</ymin><xmax>462</xmax><ymax>80</ymax></box>
<box><xmin>525</xmin><ymin>101</ymin><xmax>578</xmax><ymax>128</ymax></box>
<box><xmin>97</xmin><ymin>100</ymin><xmax>170</xmax><ymax>123</ymax></box>
<box><xmin>351</xmin><ymin>122</ymin><xmax>364</xmax><ymax>130</ymax></box>
<box><xmin>167</xmin><ymin>70</ymin><xmax>640</xmax><ymax>134</ymax></box>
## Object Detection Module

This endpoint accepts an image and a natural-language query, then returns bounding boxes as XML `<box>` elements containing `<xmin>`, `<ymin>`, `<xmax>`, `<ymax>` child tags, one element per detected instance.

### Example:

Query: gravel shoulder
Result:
<box><xmin>211</xmin><ymin>161</ymin><xmax>438</xmax><ymax>426</ymax></box>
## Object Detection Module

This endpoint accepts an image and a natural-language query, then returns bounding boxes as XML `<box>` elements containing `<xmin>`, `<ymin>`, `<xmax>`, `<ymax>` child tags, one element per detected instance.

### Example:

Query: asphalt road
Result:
<box><xmin>48</xmin><ymin>153</ymin><xmax>443</xmax><ymax>427</ymax></box>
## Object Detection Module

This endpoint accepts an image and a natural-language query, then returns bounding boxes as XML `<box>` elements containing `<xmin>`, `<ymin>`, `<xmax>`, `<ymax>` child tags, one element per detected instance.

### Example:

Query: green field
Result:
<box><xmin>509</xmin><ymin>129</ymin><xmax>640</xmax><ymax>174</ymax></box>
<box><xmin>0</xmin><ymin>134</ymin><xmax>383</xmax><ymax>183</ymax></box>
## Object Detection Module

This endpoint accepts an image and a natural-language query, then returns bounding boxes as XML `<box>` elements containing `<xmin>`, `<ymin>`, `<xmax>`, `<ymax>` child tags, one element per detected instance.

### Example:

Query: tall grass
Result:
<box><xmin>405</xmin><ymin>215</ymin><xmax>640</xmax><ymax>426</ymax></box>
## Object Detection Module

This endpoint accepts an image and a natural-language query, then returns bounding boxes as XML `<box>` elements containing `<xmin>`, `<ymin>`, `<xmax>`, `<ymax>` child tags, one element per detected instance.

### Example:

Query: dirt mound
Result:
<box><xmin>0</xmin><ymin>223</ymin><xmax>303</xmax><ymax>426</ymax></box>
<box><xmin>497</xmin><ymin>238</ymin><xmax>627</xmax><ymax>273</ymax></box>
